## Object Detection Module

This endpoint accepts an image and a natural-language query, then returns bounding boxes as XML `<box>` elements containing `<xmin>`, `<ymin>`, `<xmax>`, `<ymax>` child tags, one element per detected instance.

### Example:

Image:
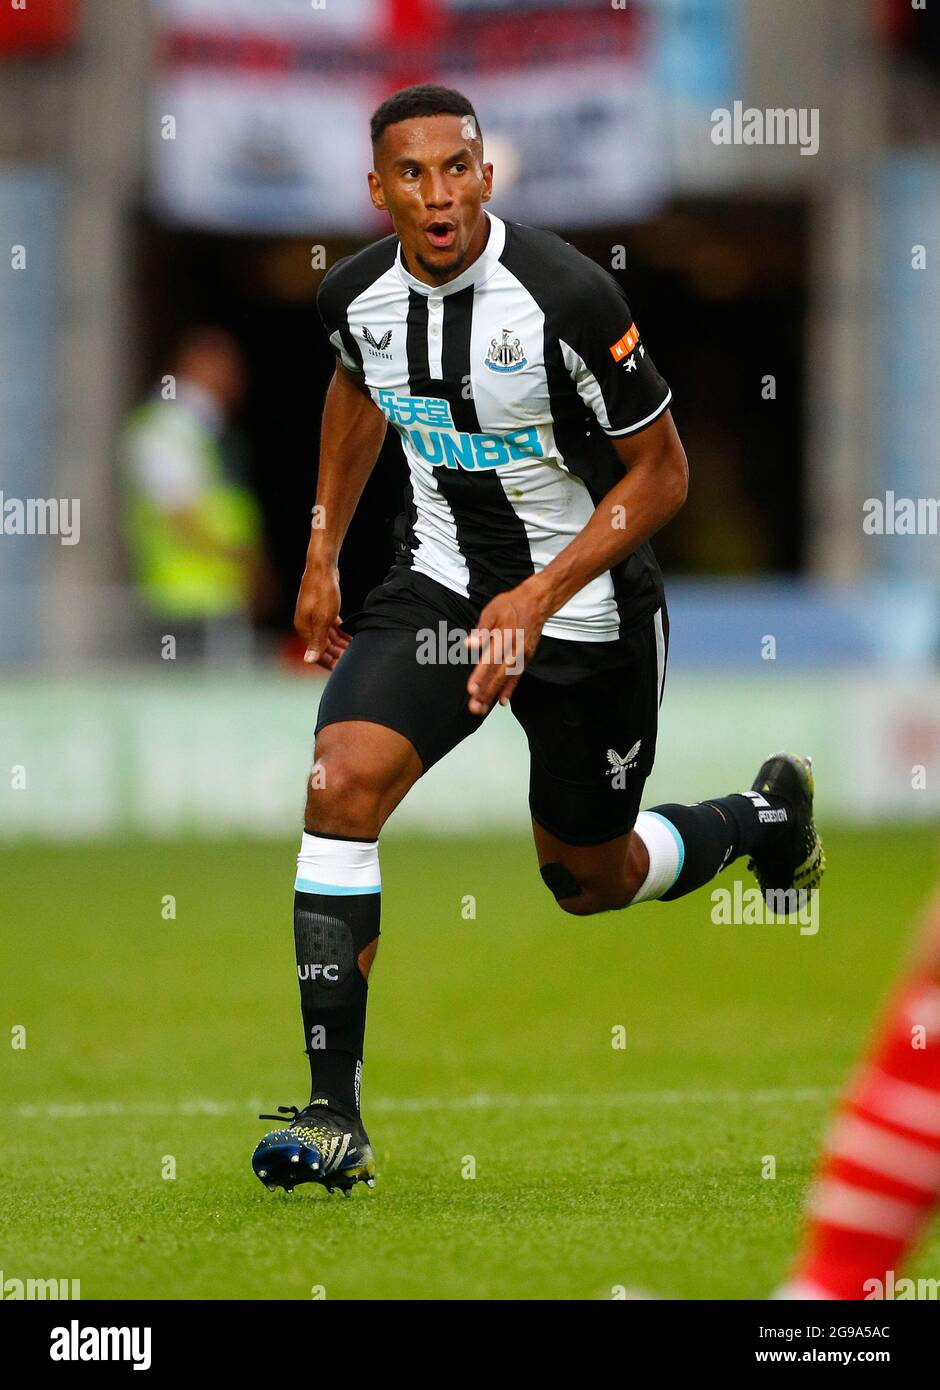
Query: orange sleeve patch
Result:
<box><xmin>609</xmin><ymin>323</ymin><xmax>640</xmax><ymax>362</ymax></box>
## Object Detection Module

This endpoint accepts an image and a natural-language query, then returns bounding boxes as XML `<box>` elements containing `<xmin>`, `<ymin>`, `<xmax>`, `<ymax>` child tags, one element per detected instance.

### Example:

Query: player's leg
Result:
<box><xmin>777</xmin><ymin>878</ymin><xmax>940</xmax><ymax>1299</ymax></box>
<box><xmin>253</xmin><ymin>624</ymin><xmax>489</xmax><ymax>1193</ymax></box>
<box><xmin>512</xmin><ymin>610</ymin><xmax>654</xmax><ymax>912</ymax></box>
<box><xmin>293</xmin><ymin>716</ymin><xmax>421</xmax><ymax>1104</ymax></box>
<box><xmin>253</xmin><ymin>715</ymin><xmax>420</xmax><ymax>1195</ymax></box>
<box><xmin>514</xmin><ymin>608</ymin><xmax>823</xmax><ymax>915</ymax></box>
<box><xmin>529</xmin><ymin>822</ymin><xmax>646</xmax><ymax>916</ymax></box>
<box><xmin>532</xmin><ymin>756</ymin><xmax>822</xmax><ymax>916</ymax></box>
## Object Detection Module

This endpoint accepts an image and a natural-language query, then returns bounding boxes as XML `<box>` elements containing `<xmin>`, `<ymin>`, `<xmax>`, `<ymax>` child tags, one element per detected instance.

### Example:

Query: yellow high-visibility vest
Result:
<box><xmin>122</xmin><ymin>399</ymin><xmax>261</xmax><ymax>619</ymax></box>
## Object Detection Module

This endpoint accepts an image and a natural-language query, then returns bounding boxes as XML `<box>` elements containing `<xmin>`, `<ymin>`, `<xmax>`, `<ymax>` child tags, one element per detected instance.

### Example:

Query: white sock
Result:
<box><xmin>295</xmin><ymin>831</ymin><xmax>381</xmax><ymax>896</ymax></box>
<box><xmin>630</xmin><ymin>811</ymin><xmax>684</xmax><ymax>904</ymax></box>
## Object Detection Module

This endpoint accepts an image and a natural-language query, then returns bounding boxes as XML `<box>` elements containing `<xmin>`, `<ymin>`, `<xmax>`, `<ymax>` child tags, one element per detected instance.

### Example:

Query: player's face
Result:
<box><xmin>369</xmin><ymin>114</ymin><xmax>493</xmax><ymax>285</ymax></box>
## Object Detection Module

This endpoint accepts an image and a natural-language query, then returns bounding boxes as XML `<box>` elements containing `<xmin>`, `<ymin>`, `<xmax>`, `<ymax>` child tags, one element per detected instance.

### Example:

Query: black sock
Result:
<box><xmin>293</xmin><ymin>830</ymin><xmax>381</xmax><ymax>1118</ymax></box>
<box><xmin>705</xmin><ymin>791</ymin><xmax>792</xmax><ymax>859</ymax></box>
<box><xmin>647</xmin><ymin>792</ymin><xmax>791</xmax><ymax>902</ymax></box>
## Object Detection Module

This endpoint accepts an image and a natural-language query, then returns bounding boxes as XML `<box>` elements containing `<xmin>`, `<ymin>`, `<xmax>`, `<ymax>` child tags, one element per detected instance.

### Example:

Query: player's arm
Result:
<box><xmin>295</xmin><ymin>360</ymin><xmax>387</xmax><ymax>667</ymax></box>
<box><xmin>466</xmin><ymin>414</ymin><xmax>686</xmax><ymax>714</ymax></box>
<box><xmin>466</xmin><ymin>271</ymin><xmax>684</xmax><ymax>715</ymax></box>
<box><xmin>522</xmin><ymin>410</ymin><xmax>688</xmax><ymax>618</ymax></box>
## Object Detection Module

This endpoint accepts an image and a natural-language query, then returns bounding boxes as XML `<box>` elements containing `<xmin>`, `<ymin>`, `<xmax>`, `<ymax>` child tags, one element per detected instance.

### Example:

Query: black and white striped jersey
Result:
<box><xmin>317</xmin><ymin>209</ymin><xmax>672</xmax><ymax>675</ymax></box>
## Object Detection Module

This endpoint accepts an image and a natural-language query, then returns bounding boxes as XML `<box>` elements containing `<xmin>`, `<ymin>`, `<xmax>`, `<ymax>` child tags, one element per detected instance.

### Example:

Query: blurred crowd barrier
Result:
<box><xmin>2</xmin><ymin>624</ymin><xmax>938</xmax><ymax>839</ymax></box>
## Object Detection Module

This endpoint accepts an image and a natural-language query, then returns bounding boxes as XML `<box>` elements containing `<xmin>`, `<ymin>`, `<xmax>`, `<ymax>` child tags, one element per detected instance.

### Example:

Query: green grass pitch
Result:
<box><xmin>3</xmin><ymin>827</ymin><xmax>939</xmax><ymax>1300</ymax></box>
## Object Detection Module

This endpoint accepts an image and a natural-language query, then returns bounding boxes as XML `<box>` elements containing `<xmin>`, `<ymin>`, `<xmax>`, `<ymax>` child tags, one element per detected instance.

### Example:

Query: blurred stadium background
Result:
<box><xmin>1</xmin><ymin>0</ymin><xmax>938</xmax><ymax>839</ymax></box>
<box><xmin>2</xmin><ymin>0</ymin><xmax>940</xmax><ymax>1300</ymax></box>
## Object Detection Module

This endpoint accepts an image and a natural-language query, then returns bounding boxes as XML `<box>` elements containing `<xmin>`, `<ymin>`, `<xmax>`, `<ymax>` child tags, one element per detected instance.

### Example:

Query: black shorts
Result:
<box><xmin>315</xmin><ymin>584</ymin><xmax>668</xmax><ymax>847</ymax></box>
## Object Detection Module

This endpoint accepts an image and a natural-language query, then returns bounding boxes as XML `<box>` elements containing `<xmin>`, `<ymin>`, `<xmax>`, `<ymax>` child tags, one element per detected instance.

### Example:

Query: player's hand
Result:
<box><xmin>465</xmin><ymin>581</ymin><xmax>548</xmax><ymax>716</ymax></box>
<box><xmin>294</xmin><ymin>563</ymin><xmax>351</xmax><ymax>670</ymax></box>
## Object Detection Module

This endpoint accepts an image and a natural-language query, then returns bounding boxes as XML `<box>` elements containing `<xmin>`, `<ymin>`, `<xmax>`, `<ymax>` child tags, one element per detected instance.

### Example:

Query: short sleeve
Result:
<box><xmin>317</xmin><ymin>260</ymin><xmax>364</xmax><ymax>375</ymax></box>
<box><xmin>558</xmin><ymin>267</ymin><xmax>671</xmax><ymax>437</ymax></box>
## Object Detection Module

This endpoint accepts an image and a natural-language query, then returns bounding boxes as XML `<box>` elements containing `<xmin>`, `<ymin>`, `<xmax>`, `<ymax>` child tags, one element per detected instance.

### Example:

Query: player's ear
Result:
<box><xmin>367</xmin><ymin>170</ymin><xmax>386</xmax><ymax>211</ymax></box>
<box><xmin>480</xmin><ymin>163</ymin><xmax>494</xmax><ymax>202</ymax></box>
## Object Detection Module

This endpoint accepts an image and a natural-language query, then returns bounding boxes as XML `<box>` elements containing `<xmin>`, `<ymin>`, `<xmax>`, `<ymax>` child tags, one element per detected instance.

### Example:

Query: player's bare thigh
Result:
<box><xmin>531</xmin><ymin>818</ymin><xmax>650</xmax><ymax>916</ymax></box>
<box><xmin>306</xmin><ymin>720</ymin><xmax>423</xmax><ymax>840</ymax></box>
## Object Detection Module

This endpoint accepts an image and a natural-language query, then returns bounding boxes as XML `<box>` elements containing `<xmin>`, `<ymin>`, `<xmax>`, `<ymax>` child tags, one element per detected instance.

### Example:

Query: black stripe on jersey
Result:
<box><xmin>440</xmin><ymin>287</ymin><xmax>481</xmax><ymax>434</ymax></box>
<box><xmin>404</xmin><ymin>286</ymin><xmax>535</xmax><ymax>610</ymax></box>
<box><xmin>397</xmin><ymin>473</ymin><xmax>419</xmax><ymax>564</ymax></box>
<box><xmin>498</xmin><ymin>224</ymin><xmax>664</xmax><ymax>634</ymax></box>
<box><xmin>405</xmin><ymin>289</ymin><xmax>433</xmax><ymax>394</ymax></box>
<box><xmin>338</xmin><ymin>319</ymin><xmax>364</xmax><ymax>374</ymax></box>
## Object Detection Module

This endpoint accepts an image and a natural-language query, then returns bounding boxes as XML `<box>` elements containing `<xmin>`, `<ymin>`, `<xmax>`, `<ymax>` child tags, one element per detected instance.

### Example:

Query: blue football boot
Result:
<box><xmin>252</xmin><ymin>1098</ymin><xmax>376</xmax><ymax>1196</ymax></box>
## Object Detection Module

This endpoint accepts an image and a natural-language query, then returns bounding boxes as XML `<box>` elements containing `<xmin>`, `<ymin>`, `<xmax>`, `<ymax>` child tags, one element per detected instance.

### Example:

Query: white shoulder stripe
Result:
<box><xmin>604</xmin><ymin>390</ymin><xmax>673</xmax><ymax>437</ymax></box>
<box><xmin>558</xmin><ymin>338</ymin><xmax>612</xmax><ymax>429</ymax></box>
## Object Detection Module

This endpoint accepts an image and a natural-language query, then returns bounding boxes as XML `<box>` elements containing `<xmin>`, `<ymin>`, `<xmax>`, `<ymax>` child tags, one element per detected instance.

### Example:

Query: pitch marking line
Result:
<box><xmin>9</xmin><ymin>1087</ymin><xmax>833</xmax><ymax>1120</ymax></box>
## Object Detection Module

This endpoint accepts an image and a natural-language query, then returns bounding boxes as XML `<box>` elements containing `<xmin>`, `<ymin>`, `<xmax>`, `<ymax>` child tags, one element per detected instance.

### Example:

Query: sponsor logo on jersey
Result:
<box><xmin>377</xmin><ymin>391</ymin><xmax>454</xmax><ymax>429</ymax></box>
<box><xmin>609</xmin><ymin>323</ymin><xmax>640</xmax><ymax>362</ymax></box>
<box><xmin>485</xmin><ymin>329</ymin><xmax>528</xmax><ymax>373</ymax></box>
<box><xmin>362</xmin><ymin>326</ymin><xmax>393</xmax><ymax>357</ymax></box>
<box><xmin>376</xmin><ymin>390</ymin><xmax>545</xmax><ymax>471</ymax></box>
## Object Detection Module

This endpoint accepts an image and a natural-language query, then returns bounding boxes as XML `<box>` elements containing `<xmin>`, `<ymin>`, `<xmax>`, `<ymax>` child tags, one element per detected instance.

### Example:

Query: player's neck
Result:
<box><xmin>401</xmin><ymin>211</ymin><xmax>491</xmax><ymax>289</ymax></box>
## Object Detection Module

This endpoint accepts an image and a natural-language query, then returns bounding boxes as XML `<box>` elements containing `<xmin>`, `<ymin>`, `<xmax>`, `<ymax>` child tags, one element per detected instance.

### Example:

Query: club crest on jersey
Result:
<box><xmin>485</xmin><ymin>329</ymin><xmax>527</xmax><ymax>374</ymax></box>
<box><xmin>362</xmin><ymin>326</ymin><xmax>393</xmax><ymax>358</ymax></box>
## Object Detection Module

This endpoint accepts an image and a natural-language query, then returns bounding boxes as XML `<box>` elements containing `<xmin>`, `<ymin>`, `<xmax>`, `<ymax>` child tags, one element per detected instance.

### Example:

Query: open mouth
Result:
<box><xmin>425</xmin><ymin>222</ymin><xmax>456</xmax><ymax>250</ymax></box>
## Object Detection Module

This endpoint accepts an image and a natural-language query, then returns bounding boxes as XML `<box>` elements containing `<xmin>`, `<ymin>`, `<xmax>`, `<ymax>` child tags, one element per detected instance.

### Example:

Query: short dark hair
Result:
<box><xmin>370</xmin><ymin>83</ymin><xmax>481</xmax><ymax>151</ymax></box>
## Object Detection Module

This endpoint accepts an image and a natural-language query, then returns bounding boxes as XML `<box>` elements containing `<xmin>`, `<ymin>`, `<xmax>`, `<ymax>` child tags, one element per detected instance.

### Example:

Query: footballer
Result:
<box><xmin>252</xmin><ymin>85</ymin><xmax>825</xmax><ymax>1194</ymax></box>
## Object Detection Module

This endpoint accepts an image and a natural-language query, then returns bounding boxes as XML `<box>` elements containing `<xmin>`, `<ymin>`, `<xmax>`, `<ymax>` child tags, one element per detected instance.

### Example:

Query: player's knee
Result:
<box><xmin>565</xmin><ymin>887</ymin><xmax>632</xmax><ymax>916</ymax></box>
<box><xmin>540</xmin><ymin>862</ymin><xmax>630</xmax><ymax>916</ymax></box>
<box><xmin>555</xmin><ymin>891</ymin><xmax>600</xmax><ymax>916</ymax></box>
<box><xmin>305</xmin><ymin>755</ymin><xmax>384</xmax><ymax>837</ymax></box>
<box><xmin>555</xmin><ymin>887</ymin><xmax>629</xmax><ymax>916</ymax></box>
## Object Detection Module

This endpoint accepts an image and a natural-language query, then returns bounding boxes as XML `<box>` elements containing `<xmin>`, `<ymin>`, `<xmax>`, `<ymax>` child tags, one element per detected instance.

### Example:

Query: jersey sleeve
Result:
<box><xmin>558</xmin><ymin>265</ymin><xmax>671</xmax><ymax>437</ymax></box>
<box><xmin>316</xmin><ymin>259</ymin><xmax>365</xmax><ymax>375</ymax></box>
